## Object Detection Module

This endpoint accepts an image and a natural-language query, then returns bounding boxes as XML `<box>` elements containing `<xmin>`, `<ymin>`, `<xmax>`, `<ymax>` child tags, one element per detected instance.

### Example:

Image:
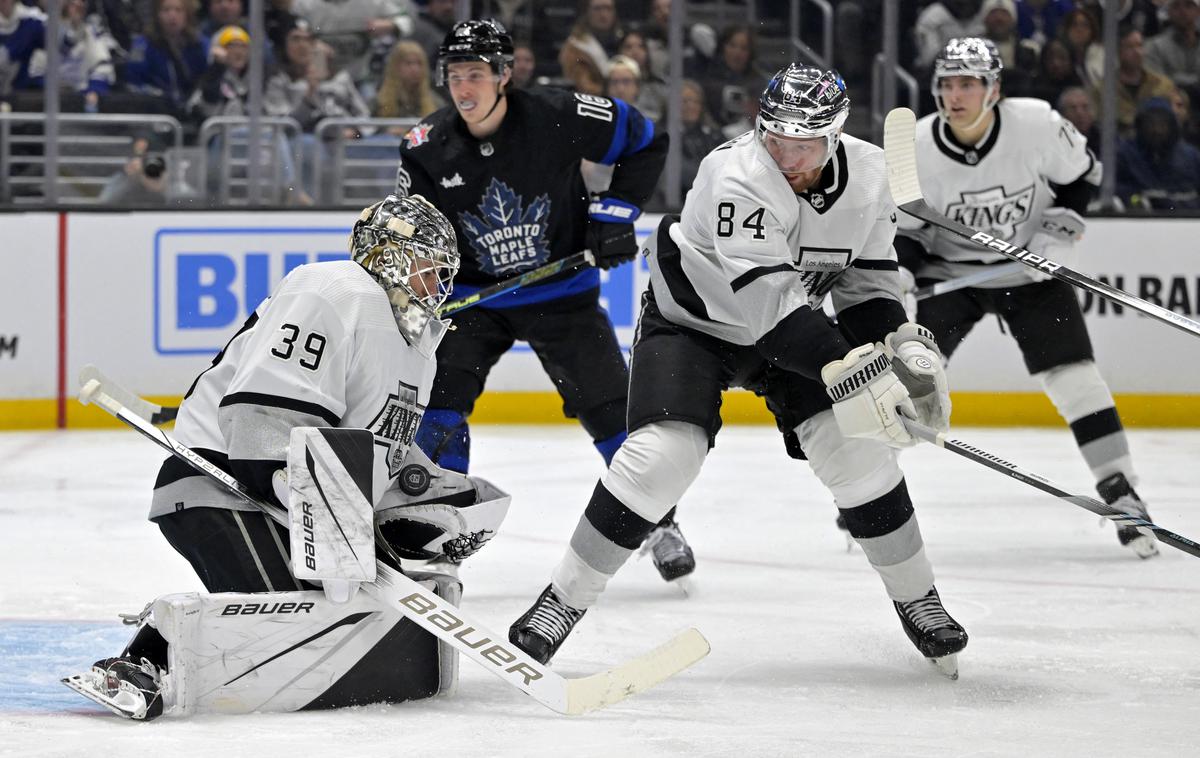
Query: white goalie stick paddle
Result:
<box><xmin>883</xmin><ymin>107</ymin><xmax>1200</xmax><ymax>340</ymax></box>
<box><xmin>78</xmin><ymin>376</ymin><xmax>710</xmax><ymax>715</ymax></box>
<box><xmin>901</xmin><ymin>417</ymin><xmax>1200</xmax><ymax>559</ymax></box>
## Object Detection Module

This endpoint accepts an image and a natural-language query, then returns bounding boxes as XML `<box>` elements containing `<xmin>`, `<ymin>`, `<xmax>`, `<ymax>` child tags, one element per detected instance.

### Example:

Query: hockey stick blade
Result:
<box><xmin>79</xmin><ymin>377</ymin><xmax>710</xmax><ymax>714</ymax></box>
<box><xmin>883</xmin><ymin>108</ymin><xmax>1200</xmax><ymax>339</ymax></box>
<box><xmin>902</xmin><ymin>417</ymin><xmax>1200</xmax><ymax>558</ymax></box>
<box><xmin>439</xmin><ymin>251</ymin><xmax>596</xmax><ymax>316</ymax></box>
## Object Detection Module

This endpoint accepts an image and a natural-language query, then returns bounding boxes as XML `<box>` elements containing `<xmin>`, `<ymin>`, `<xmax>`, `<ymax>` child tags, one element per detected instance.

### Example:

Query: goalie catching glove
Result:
<box><xmin>884</xmin><ymin>322</ymin><xmax>951</xmax><ymax>433</ymax></box>
<box><xmin>821</xmin><ymin>344</ymin><xmax>916</xmax><ymax>448</ymax></box>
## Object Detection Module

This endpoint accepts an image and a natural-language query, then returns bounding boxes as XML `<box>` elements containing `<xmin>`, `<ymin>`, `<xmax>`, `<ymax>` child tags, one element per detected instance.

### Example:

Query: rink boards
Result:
<box><xmin>1</xmin><ymin>210</ymin><xmax>1198</xmax><ymax>429</ymax></box>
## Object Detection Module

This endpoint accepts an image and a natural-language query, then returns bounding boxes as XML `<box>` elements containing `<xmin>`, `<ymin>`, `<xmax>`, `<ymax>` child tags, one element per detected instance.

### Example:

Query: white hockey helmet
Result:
<box><xmin>351</xmin><ymin>194</ymin><xmax>459</xmax><ymax>352</ymax></box>
<box><xmin>756</xmin><ymin>63</ymin><xmax>850</xmax><ymax>175</ymax></box>
<box><xmin>931</xmin><ymin>37</ymin><xmax>1003</xmax><ymax>129</ymax></box>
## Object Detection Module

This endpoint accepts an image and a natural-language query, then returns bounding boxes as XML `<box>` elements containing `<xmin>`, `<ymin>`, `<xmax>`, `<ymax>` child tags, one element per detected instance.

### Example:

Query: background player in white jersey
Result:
<box><xmin>64</xmin><ymin>195</ymin><xmax>511</xmax><ymax>720</ymax></box>
<box><xmin>508</xmin><ymin>64</ymin><xmax>969</xmax><ymax>678</ymax></box>
<box><xmin>895</xmin><ymin>38</ymin><xmax>1158</xmax><ymax>559</ymax></box>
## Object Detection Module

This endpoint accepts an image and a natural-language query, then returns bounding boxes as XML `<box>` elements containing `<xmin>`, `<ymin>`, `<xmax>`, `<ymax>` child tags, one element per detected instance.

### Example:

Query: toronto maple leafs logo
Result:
<box><xmin>367</xmin><ymin>380</ymin><xmax>424</xmax><ymax>479</ymax></box>
<box><xmin>945</xmin><ymin>184</ymin><xmax>1035</xmax><ymax>241</ymax></box>
<box><xmin>458</xmin><ymin>178</ymin><xmax>551</xmax><ymax>276</ymax></box>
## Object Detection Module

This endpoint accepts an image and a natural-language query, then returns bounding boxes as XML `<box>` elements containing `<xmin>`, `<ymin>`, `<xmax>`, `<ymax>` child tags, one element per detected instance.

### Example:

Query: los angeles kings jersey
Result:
<box><xmin>395</xmin><ymin>86</ymin><xmax>665</xmax><ymax>291</ymax></box>
<box><xmin>646</xmin><ymin>131</ymin><xmax>906</xmax><ymax>379</ymax></box>
<box><xmin>150</xmin><ymin>261</ymin><xmax>436</xmax><ymax>519</ymax></box>
<box><xmin>898</xmin><ymin>97</ymin><xmax>1100</xmax><ymax>288</ymax></box>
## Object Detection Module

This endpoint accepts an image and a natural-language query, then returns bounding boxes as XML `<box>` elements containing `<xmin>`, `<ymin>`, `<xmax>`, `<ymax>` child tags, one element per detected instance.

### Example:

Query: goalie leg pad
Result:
<box><xmin>151</xmin><ymin>573</ymin><xmax>462</xmax><ymax>716</ymax></box>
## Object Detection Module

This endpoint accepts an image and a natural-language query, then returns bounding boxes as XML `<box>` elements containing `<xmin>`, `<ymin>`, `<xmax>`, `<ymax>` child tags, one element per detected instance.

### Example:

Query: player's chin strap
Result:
<box><xmin>900</xmin><ymin>416</ymin><xmax>1200</xmax><ymax>558</ymax></box>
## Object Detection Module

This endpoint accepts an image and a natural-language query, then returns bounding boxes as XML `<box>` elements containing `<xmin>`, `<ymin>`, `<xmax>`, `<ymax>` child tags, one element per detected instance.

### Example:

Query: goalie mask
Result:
<box><xmin>932</xmin><ymin>37</ymin><xmax>1003</xmax><ymax>131</ymax></box>
<box><xmin>756</xmin><ymin>64</ymin><xmax>849</xmax><ymax>175</ymax></box>
<box><xmin>351</xmin><ymin>194</ymin><xmax>459</xmax><ymax>356</ymax></box>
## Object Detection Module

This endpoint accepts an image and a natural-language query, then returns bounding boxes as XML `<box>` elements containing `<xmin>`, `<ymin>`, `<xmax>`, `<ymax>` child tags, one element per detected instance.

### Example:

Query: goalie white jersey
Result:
<box><xmin>151</xmin><ymin>260</ymin><xmax>437</xmax><ymax>518</ymax></box>
<box><xmin>898</xmin><ymin>97</ymin><xmax>1100</xmax><ymax>288</ymax></box>
<box><xmin>646</xmin><ymin>131</ymin><xmax>902</xmax><ymax>348</ymax></box>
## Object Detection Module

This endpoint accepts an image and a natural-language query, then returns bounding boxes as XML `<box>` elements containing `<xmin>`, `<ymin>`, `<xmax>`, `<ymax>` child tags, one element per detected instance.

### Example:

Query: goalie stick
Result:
<box><xmin>439</xmin><ymin>250</ymin><xmax>596</xmax><ymax>316</ymax></box>
<box><xmin>77</xmin><ymin>376</ymin><xmax>710</xmax><ymax>716</ymax></box>
<box><xmin>79</xmin><ymin>365</ymin><xmax>178</xmax><ymax>425</ymax></box>
<box><xmin>901</xmin><ymin>417</ymin><xmax>1200</xmax><ymax>559</ymax></box>
<box><xmin>883</xmin><ymin>107</ymin><xmax>1200</xmax><ymax>340</ymax></box>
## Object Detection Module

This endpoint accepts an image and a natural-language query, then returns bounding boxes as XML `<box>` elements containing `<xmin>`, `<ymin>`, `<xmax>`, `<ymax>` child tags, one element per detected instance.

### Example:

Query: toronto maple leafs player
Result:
<box><xmin>895</xmin><ymin>38</ymin><xmax>1158</xmax><ymax>559</ymax></box>
<box><xmin>394</xmin><ymin>20</ymin><xmax>695</xmax><ymax>580</ymax></box>
<box><xmin>64</xmin><ymin>195</ymin><xmax>513</xmax><ymax>720</ymax></box>
<box><xmin>508</xmin><ymin>64</ymin><xmax>970</xmax><ymax>678</ymax></box>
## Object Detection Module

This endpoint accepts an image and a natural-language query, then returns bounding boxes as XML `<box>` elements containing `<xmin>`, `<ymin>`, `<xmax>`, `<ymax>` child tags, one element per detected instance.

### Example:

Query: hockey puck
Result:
<box><xmin>399</xmin><ymin>464</ymin><xmax>431</xmax><ymax>496</ymax></box>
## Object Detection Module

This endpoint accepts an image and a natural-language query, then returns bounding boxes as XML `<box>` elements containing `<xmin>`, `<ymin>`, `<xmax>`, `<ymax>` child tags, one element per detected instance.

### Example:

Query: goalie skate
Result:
<box><xmin>893</xmin><ymin>587</ymin><xmax>968</xmax><ymax>680</ymax></box>
<box><xmin>62</xmin><ymin>657</ymin><xmax>165</xmax><ymax>720</ymax></box>
<box><xmin>640</xmin><ymin>518</ymin><xmax>696</xmax><ymax>581</ymax></box>
<box><xmin>1097</xmin><ymin>473</ymin><xmax>1159</xmax><ymax>559</ymax></box>
<box><xmin>509</xmin><ymin>584</ymin><xmax>587</xmax><ymax>664</ymax></box>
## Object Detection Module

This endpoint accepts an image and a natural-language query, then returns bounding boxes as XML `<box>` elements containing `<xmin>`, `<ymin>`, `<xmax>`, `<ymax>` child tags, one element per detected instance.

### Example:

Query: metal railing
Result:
<box><xmin>313</xmin><ymin>117</ymin><xmax>418</xmax><ymax>206</ymax></box>
<box><xmin>789</xmin><ymin>0</ymin><xmax>833</xmax><ymax>70</ymax></box>
<box><xmin>197</xmin><ymin>116</ymin><xmax>303</xmax><ymax>206</ymax></box>
<box><xmin>0</xmin><ymin>113</ymin><xmax>183</xmax><ymax>205</ymax></box>
<box><xmin>871</xmin><ymin>54</ymin><xmax>919</xmax><ymax>143</ymax></box>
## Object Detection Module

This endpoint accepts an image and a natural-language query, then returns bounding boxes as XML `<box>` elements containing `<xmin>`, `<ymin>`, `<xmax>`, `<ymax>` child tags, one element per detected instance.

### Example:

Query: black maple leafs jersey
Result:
<box><xmin>395</xmin><ymin>87</ymin><xmax>667</xmax><ymax>289</ymax></box>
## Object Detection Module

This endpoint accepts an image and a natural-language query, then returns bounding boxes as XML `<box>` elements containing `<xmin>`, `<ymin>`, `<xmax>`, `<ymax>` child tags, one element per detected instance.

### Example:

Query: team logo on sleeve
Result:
<box><xmin>404</xmin><ymin>123</ymin><xmax>433</xmax><ymax>148</ymax></box>
<box><xmin>459</xmin><ymin>178</ymin><xmax>551</xmax><ymax>277</ymax></box>
<box><xmin>945</xmin><ymin>184</ymin><xmax>1035</xmax><ymax>240</ymax></box>
<box><xmin>368</xmin><ymin>381</ymin><xmax>424</xmax><ymax>479</ymax></box>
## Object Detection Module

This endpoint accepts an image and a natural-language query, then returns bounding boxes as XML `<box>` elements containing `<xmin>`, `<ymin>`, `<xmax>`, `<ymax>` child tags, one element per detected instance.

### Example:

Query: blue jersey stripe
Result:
<box><xmin>600</xmin><ymin>98</ymin><xmax>631</xmax><ymax>166</ymax></box>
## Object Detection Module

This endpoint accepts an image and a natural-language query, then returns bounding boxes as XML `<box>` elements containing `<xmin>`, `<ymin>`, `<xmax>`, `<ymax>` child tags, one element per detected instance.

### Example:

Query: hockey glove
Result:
<box><xmin>821</xmin><ymin>344</ymin><xmax>916</xmax><ymax>448</ymax></box>
<box><xmin>586</xmin><ymin>195</ymin><xmax>641</xmax><ymax>270</ymax></box>
<box><xmin>884</xmin><ymin>322</ymin><xmax>950</xmax><ymax>433</ymax></box>
<box><xmin>1025</xmin><ymin>207</ymin><xmax>1085</xmax><ymax>282</ymax></box>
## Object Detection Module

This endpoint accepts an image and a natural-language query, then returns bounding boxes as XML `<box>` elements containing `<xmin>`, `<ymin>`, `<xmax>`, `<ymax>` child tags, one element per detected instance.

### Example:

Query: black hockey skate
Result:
<box><xmin>1097</xmin><ymin>473</ymin><xmax>1159</xmax><ymax>559</ymax></box>
<box><xmin>640</xmin><ymin>518</ymin><xmax>696</xmax><ymax>581</ymax></box>
<box><xmin>509</xmin><ymin>584</ymin><xmax>587</xmax><ymax>664</ymax></box>
<box><xmin>893</xmin><ymin>587</ymin><xmax>968</xmax><ymax>680</ymax></box>
<box><xmin>62</xmin><ymin>656</ymin><xmax>164</xmax><ymax>720</ymax></box>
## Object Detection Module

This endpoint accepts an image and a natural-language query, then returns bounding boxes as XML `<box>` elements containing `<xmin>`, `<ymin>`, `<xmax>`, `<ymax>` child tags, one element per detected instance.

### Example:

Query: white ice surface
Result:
<box><xmin>2</xmin><ymin>425</ymin><xmax>1199</xmax><ymax>757</ymax></box>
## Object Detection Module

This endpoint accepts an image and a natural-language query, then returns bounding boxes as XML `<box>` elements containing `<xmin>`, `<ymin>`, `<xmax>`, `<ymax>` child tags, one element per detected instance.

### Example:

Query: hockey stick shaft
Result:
<box><xmin>902</xmin><ymin>418</ymin><xmax>1200</xmax><ymax>558</ymax></box>
<box><xmin>78</xmin><ymin>377</ymin><xmax>708</xmax><ymax>714</ymax></box>
<box><xmin>915</xmin><ymin>262</ymin><xmax>1026</xmax><ymax>301</ymax></box>
<box><xmin>438</xmin><ymin>250</ymin><xmax>596</xmax><ymax>316</ymax></box>
<box><xmin>884</xmin><ymin>108</ymin><xmax>1200</xmax><ymax>339</ymax></box>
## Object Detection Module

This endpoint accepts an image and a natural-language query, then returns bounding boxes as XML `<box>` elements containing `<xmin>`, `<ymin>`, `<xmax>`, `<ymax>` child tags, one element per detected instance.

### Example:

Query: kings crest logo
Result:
<box><xmin>368</xmin><ymin>381</ymin><xmax>423</xmax><ymax>479</ymax></box>
<box><xmin>945</xmin><ymin>184</ymin><xmax>1035</xmax><ymax>240</ymax></box>
<box><xmin>459</xmin><ymin>177</ymin><xmax>551</xmax><ymax>277</ymax></box>
<box><xmin>404</xmin><ymin>122</ymin><xmax>433</xmax><ymax>148</ymax></box>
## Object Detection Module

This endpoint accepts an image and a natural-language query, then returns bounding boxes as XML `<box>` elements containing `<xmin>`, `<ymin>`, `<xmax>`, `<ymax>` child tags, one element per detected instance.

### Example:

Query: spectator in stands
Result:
<box><xmin>1059</xmin><ymin>85</ymin><xmax>1101</xmax><ymax>145</ymax></box>
<box><xmin>618</xmin><ymin>28</ymin><xmax>666</xmax><ymax>111</ymax></box>
<box><xmin>1015</xmin><ymin>0</ymin><xmax>1072</xmax><ymax>47</ymax></box>
<box><xmin>606</xmin><ymin>53</ymin><xmax>662</xmax><ymax>121</ymax></box>
<box><xmin>124</xmin><ymin>0</ymin><xmax>209</xmax><ymax>112</ymax></box>
<box><xmin>290</xmin><ymin>0</ymin><xmax>412</xmax><ymax>91</ymax></box>
<box><xmin>199</xmin><ymin>0</ymin><xmax>243</xmax><ymax>37</ymax></box>
<box><xmin>88</xmin><ymin>0</ymin><xmax>142</xmax><ymax>61</ymax></box>
<box><xmin>98</xmin><ymin>134</ymin><xmax>171</xmax><ymax>205</ymax></box>
<box><xmin>559</xmin><ymin>0</ymin><xmax>625</xmax><ymax>95</ymax></box>
<box><xmin>1145</xmin><ymin>0</ymin><xmax>1200</xmax><ymax>94</ymax></box>
<box><xmin>1023</xmin><ymin>38</ymin><xmax>1082</xmax><ymax>103</ymax></box>
<box><xmin>0</xmin><ymin>0</ymin><xmax>46</xmax><ymax>98</ymax></box>
<box><xmin>1116</xmin><ymin>96</ymin><xmax>1200</xmax><ymax>210</ymax></box>
<box><xmin>677</xmin><ymin>78</ymin><xmax>722</xmax><ymax>197</ymax></box>
<box><xmin>188</xmin><ymin>23</ymin><xmax>249</xmax><ymax>118</ymax></box>
<box><xmin>407</xmin><ymin>0</ymin><xmax>454</xmax><ymax>73</ymax></box>
<box><xmin>265</xmin><ymin>15</ymin><xmax>369</xmax><ymax>132</ymax></box>
<box><xmin>914</xmin><ymin>0</ymin><xmax>985</xmax><ymax>71</ymax></box>
<box><xmin>1093</xmin><ymin>25</ymin><xmax>1178</xmax><ymax>138</ymax></box>
<box><xmin>510</xmin><ymin>42</ymin><xmax>536</xmax><ymax>89</ymax></box>
<box><xmin>56</xmin><ymin>0</ymin><xmax>115</xmax><ymax>111</ymax></box>
<box><xmin>373</xmin><ymin>38</ymin><xmax>441</xmax><ymax>121</ymax></box>
<box><xmin>641</xmin><ymin>0</ymin><xmax>715</xmax><ymax>77</ymax></box>
<box><xmin>982</xmin><ymin>0</ymin><xmax>1038</xmax><ymax>93</ymax></box>
<box><xmin>701</xmin><ymin>24</ymin><xmax>768</xmax><ymax>130</ymax></box>
<box><xmin>1076</xmin><ymin>0</ymin><xmax>1162</xmax><ymax>39</ymax></box>
<box><xmin>1059</xmin><ymin>8</ymin><xmax>1105</xmax><ymax>88</ymax></box>
<box><xmin>1171</xmin><ymin>86</ymin><xmax>1200</xmax><ymax>144</ymax></box>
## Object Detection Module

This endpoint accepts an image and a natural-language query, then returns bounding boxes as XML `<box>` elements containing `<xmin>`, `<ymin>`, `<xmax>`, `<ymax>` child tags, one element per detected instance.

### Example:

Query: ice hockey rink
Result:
<box><xmin>2</xmin><ymin>422</ymin><xmax>1198</xmax><ymax>757</ymax></box>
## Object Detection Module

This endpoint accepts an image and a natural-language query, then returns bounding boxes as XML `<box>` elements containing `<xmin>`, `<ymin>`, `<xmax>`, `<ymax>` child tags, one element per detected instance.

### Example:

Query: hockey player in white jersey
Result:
<box><xmin>895</xmin><ymin>38</ymin><xmax>1158</xmax><ymax>559</ymax></box>
<box><xmin>64</xmin><ymin>195</ymin><xmax>514</xmax><ymax>720</ymax></box>
<box><xmin>508</xmin><ymin>64</ymin><xmax>969</xmax><ymax>677</ymax></box>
